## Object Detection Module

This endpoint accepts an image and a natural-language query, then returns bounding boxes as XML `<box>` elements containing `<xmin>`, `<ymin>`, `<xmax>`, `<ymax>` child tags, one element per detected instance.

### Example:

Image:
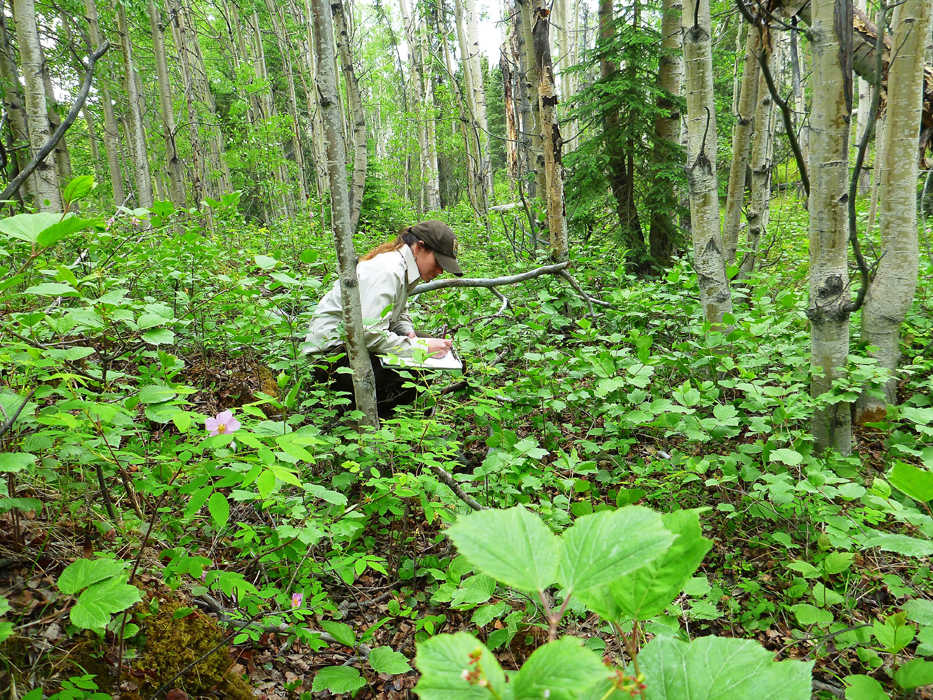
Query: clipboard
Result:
<box><xmin>378</xmin><ymin>346</ymin><xmax>463</xmax><ymax>371</ymax></box>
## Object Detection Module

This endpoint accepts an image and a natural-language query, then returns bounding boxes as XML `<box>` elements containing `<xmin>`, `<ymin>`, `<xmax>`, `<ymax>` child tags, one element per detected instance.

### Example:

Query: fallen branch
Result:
<box><xmin>429</xmin><ymin>465</ymin><xmax>484</xmax><ymax>511</ymax></box>
<box><xmin>0</xmin><ymin>43</ymin><xmax>109</xmax><ymax>205</ymax></box>
<box><xmin>412</xmin><ymin>261</ymin><xmax>570</xmax><ymax>295</ymax></box>
<box><xmin>0</xmin><ymin>389</ymin><xmax>35</xmax><ymax>440</ymax></box>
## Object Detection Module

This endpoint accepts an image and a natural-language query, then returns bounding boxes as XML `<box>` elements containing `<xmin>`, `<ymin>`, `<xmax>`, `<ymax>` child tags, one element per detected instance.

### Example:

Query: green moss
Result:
<box><xmin>138</xmin><ymin>601</ymin><xmax>252</xmax><ymax>698</ymax></box>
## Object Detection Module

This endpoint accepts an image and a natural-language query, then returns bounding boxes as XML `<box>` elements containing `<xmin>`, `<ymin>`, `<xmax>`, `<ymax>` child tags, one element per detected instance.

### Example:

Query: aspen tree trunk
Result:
<box><xmin>295</xmin><ymin>0</ymin><xmax>328</xmax><ymax>198</ymax></box>
<box><xmin>739</xmin><ymin>42</ymin><xmax>776</xmax><ymax>278</ymax></box>
<box><xmin>532</xmin><ymin>0</ymin><xmax>568</xmax><ymax>261</ymax></box>
<box><xmin>723</xmin><ymin>29</ymin><xmax>760</xmax><ymax>262</ymax></box>
<box><xmin>12</xmin><ymin>0</ymin><xmax>61</xmax><ymax>210</ymax></box>
<box><xmin>117</xmin><ymin>1</ymin><xmax>153</xmax><ymax>207</ymax></box>
<box><xmin>441</xmin><ymin>19</ymin><xmax>480</xmax><ymax>211</ymax></box>
<box><xmin>421</xmin><ymin>25</ymin><xmax>441</xmax><ymax>211</ymax></box>
<box><xmin>554</xmin><ymin>0</ymin><xmax>575</xmax><ymax>151</ymax></box>
<box><xmin>38</xmin><ymin>54</ymin><xmax>73</xmax><ymax>188</ymax></box>
<box><xmin>681</xmin><ymin>0</ymin><xmax>732</xmax><ymax>326</ymax></box>
<box><xmin>648</xmin><ymin>0</ymin><xmax>683</xmax><ymax>266</ymax></box>
<box><xmin>807</xmin><ymin>0</ymin><xmax>852</xmax><ymax>454</ymax></box>
<box><xmin>309</xmin><ymin>0</ymin><xmax>379</xmax><ymax>427</ymax></box>
<box><xmin>332</xmin><ymin>0</ymin><xmax>367</xmax><ymax>229</ymax></box>
<box><xmin>857</xmin><ymin>0</ymin><xmax>933</xmax><ymax>421</ymax></box>
<box><xmin>149</xmin><ymin>0</ymin><xmax>185</xmax><ymax>206</ymax></box>
<box><xmin>398</xmin><ymin>0</ymin><xmax>426</xmax><ymax>213</ymax></box>
<box><xmin>501</xmin><ymin>47</ymin><xmax>520</xmax><ymax>182</ymax></box>
<box><xmin>507</xmin><ymin>5</ymin><xmax>532</xmax><ymax>189</ymax></box>
<box><xmin>266</xmin><ymin>0</ymin><xmax>310</xmax><ymax>207</ymax></box>
<box><xmin>789</xmin><ymin>21</ymin><xmax>809</xmax><ymax>172</ymax></box>
<box><xmin>853</xmin><ymin>0</ymin><xmax>871</xmax><ymax>193</ymax></box>
<box><xmin>83</xmin><ymin>107</ymin><xmax>106</xmax><ymax>188</ymax></box>
<box><xmin>85</xmin><ymin>0</ymin><xmax>126</xmax><ymax>205</ymax></box>
<box><xmin>0</xmin><ymin>12</ymin><xmax>34</xmax><ymax>202</ymax></box>
<box><xmin>517</xmin><ymin>0</ymin><xmax>544</xmax><ymax>198</ymax></box>
<box><xmin>454</xmin><ymin>0</ymin><xmax>490</xmax><ymax>214</ymax></box>
<box><xmin>169</xmin><ymin>0</ymin><xmax>206</xmax><ymax>204</ymax></box>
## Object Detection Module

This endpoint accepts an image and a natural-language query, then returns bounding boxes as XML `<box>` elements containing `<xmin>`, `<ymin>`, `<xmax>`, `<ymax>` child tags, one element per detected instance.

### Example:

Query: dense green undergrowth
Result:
<box><xmin>2</xmin><ymin>183</ymin><xmax>933</xmax><ymax>698</ymax></box>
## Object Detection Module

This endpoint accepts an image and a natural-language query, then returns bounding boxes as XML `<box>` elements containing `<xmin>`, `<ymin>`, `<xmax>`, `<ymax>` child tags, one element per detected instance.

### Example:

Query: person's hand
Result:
<box><xmin>425</xmin><ymin>337</ymin><xmax>452</xmax><ymax>357</ymax></box>
<box><xmin>407</xmin><ymin>331</ymin><xmax>417</xmax><ymax>340</ymax></box>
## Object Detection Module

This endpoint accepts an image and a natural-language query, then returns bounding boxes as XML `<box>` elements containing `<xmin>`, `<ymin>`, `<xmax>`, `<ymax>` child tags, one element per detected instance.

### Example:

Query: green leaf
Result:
<box><xmin>414</xmin><ymin>632</ymin><xmax>506</xmax><ymax>699</ymax></box>
<box><xmin>873</xmin><ymin>613</ymin><xmax>915</xmax><ymax>652</ymax></box>
<box><xmin>0</xmin><ymin>621</ymin><xmax>12</xmax><ymax>644</ymax></box>
<box><xmin>58</xmin><ymin>558</ymin><xmax>126</xmax><ymax>595</ymax></box>
<box><xmin>0</xmin><ymin>497</ymin><xmax>42</xmax><ymax>514</ymax></box>
<box><xmin>142</xmin><ymin>328</ymin><xmax>174</xmax><ymax>346</ymax></box>
<box><xmin>0</xmin><ymin>452</ymin><xmax>36</xmax><ymax>474</ymax></box>
<box><xmin>863</xmin><ymin>533</ymin><xmax>933</xmax><ymax>557</ymax></box>
<box><xmin>511</xmin><ymin>636</ymin><xmax>609</xmax><ymax>699</ymax></box>
<box><xmin>822</xmin><ymin>552</ymin><xmax>854</xmax><ymax>575</ymax></box>
<box><xmin>894</xmin><ymin>659</ymin><xmax>933</xmax><ymax>690</ymax></box>
<box><xmin>447</xmin><ymin>506</ymin><xmax>560</xmax><ymax>593</ymax></box>
<box><xmin>208</xmin><ymin>492</ymin><xmax>229</xmax><ymax>530</ymax></box>
<box><xmin>889</xmin><ymin>462</ymin><xmax>933</xmax><ymax>503</ymax></box>
<box><xmin>23</xmin><ymin>282</ymin><xmax>79</xmax><ymax>296</ymax></box>
<box><xmin>843</xmin><ymin>674</ymin><xmax>887</xmax><ymax>700</ymax></box>
<box><xmin>311</xmin><ymin>666</ymin><xmax>365</xmax><ymax>694</ymax></box>
<box><xmin>254</xmin><ymin>254</ymin><xmax>278</xmax><ymax>269</ymax></box>
<box><xmin>0</xmin><ymin>212</ymin><xmax>61</xmax><ymax>243</ymax></box>
<box><xmin>306</xmin><ymin>483</ymin><xmax>347</xmax><ymax>506</ymax></box>
<box><xmin>791</xmin><ymin>603</ymin><xmax>834</xmax><ymax>627</ymax></box>
<box><xmin>322</xmin><ymin>620</ymin><xmax>356</xmax><ymax>647</ymax></box>
<box><xmin>576</xmin><ymin>508</ymin><xmax>711</xmax><ymax>621</ymax></box>
<box><xmin>36</xmin><ymin>215</ymin><xmax>94</xmax><ymax>247</ymax></box>
<box><xmin>0</xmin><ymin>596</ymin><xmax>11</xmax><ymax>616</ymax></box>
<box><xmin>62</xmin><ymin>175</ymin><xmax>96</xmax><ymax>203</ymax></box>
<box><xmin>769</xmin><ymin>448</ymin><xmax>803</xmax><ymax>466</ymax></box>
<box><xmin>369</xmin><ymin>646</ymin><xmax>412</xmax><ymax>675</ymax></box>
<box><xmin>639</xmin><ymin>636</ymin><xmax>813</xmax><ymax>699</ymax></box>
<box><xmin>904</xmin><ymin>599</ymin><xmax>933</xmax><ymax>626</ymax></box>
<box><xmin>557</xmin><ymin>506</ymin><xmax>674</xmax><ymax>594</ymax></box>
<box><xmin>70</xmin><ymin>578</ymin><xmax>141</xmax><ymax>629</ymax></box>
<box><xmin>137</xmin><ymin>385</ymin><xmax>177</xmax><ymax>404</ymax></box>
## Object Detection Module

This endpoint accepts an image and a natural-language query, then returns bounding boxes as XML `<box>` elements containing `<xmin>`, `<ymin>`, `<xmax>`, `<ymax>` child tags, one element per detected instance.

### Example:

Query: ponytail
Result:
<box><xmin>360</xmin><ymin>228</ymin><xmax>421</xmax><ymax>260</ymax></box>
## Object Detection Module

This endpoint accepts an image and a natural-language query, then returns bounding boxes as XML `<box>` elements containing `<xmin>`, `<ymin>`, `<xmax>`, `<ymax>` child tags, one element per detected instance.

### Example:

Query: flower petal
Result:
<box><xmin>216</xmin><ymin>410</ymin><xmax>234</xmax><ymax>423</ymax></box>
<box><xmin>205</xmin><ymin>417</ymin><xmax>219</xmax><ymax>431</ymax></box>
<box><xmin>227</xmin><ymin>417</ymin><xmax>241</xmax><ymax>433</ymax></box>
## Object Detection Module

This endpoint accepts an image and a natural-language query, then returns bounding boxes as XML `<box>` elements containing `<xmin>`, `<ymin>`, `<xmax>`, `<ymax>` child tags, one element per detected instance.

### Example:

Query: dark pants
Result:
<box><xmin>314</xmin><ymin>349</ymin><xmax>419</xmax><ymax>419</ymax></box>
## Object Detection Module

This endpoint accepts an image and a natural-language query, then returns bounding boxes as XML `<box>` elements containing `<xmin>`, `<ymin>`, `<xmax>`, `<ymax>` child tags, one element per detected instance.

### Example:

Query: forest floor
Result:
<box><xmin>2</xmin><ymin>201</ymin><xmax>933</xmax><ymax>699</ymax></box>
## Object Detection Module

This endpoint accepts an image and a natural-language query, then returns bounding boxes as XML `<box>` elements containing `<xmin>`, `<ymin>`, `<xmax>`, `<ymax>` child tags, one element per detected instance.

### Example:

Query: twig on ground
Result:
<box><xmin>429</xmin><ymin>465</ymin><xmax>484</xmax><ymax>511</ymax></box>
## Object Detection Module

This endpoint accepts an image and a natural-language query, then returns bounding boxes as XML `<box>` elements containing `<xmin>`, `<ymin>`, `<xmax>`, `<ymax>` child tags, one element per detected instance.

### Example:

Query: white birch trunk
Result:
<box><xmin>723</xmin><ymin>29</ymin><xmax>760</xmax><ymax>262</ymax></box>
<box><xmin>532</xmin><ymin>0</ymin><xmax>568</xmax><ymax>261</ymax></box>
<box><xmin>807</xmin><ymin>0</ymin><xmax>851</xmax><ymax>454</ymax></box>
<box><xmin>149</xmin><ymin>0</ymin><xmax>186</xmax><ymax>206</ymax></box>
<box><xmin>682</xmin><ymin>0</ymin><xmax>732</xmax><ymax>325</ymax></box>
<box><xmin>117</xmin><ymin>1</ymin><xmax>153</xmax><ymax>207</ymax></box>
<box><xmin>857</xmin><ymin>0</ymin><xmax>932</xmax><ymax>420</ymax></box>
<box><xmin>455</xmin><ymin>0</ymin><xmax>491</xmax><ymax>210</ymax></box>
<box><xmin>12</xmin><ymin>0</ymin><xmax>60</xmax><ymax>210</ymax></box>
<box><xmin>0</xmin><ymin>11</ymin><xmax>34</xmax><ymax>203</ymax></box>
<box><xmin>331</xmin><ymin>0</ymin><xmax>367</xmax><ymax>229</ymax></box>
<box><xmin>309</xmin><ymin>0</ymin><xmax>378</xmax><ymax>427</ymax></box>
<box><xmin>739</xmin><ymin>44</ymin><xmax>776</xmax><ymax>279</ymax></box>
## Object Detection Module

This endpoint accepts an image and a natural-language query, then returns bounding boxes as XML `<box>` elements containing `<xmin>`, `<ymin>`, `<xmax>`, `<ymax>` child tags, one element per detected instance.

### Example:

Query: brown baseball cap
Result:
<box><xmin>409</xmin><ymin>220</ymin><xmax>464</xmax><ymax>276</ymax></box>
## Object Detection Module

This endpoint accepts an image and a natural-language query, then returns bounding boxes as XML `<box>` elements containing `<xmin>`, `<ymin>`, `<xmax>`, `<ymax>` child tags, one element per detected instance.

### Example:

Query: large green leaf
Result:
<box><xmin>894</xmin><ymin>659</ymin><xmax>933</xmax><ymax>690</ymax></box>
<box><xmin>58</xmin><ymin>558</ymin><xmax>126</xmax><ymax>595</ymax></box>
<box><xmin>208</xmin><ymin>492</ymin><xmax>230</xmax><ymax>530</ymax></box>
<box><xmin>23</xmin><ymin>282</ymin><xmax>79</xmax><ymax>296</ymax></box>
<box><xmin>447</xmin><ymin>506</ymin><xmax>560</xmax><ymax>593</ymax></box>
<box><xmin>577</xmin><ymin>509</ymin><xmax>711</xmax><ymax>621</ymax></box>
<box><xmin>311</xmin><ymin>666</ymin><xmax>366</xmax><ymax>694</ymax></box>
<box><xmin>862</xmin><ymin>533</ymin><xmax>933</xmax><ymax>558</ymax></box>
<box><xmin>414</xmin><ymin>632</ymin><xmax>506</xmax><ymax>699</ymax></box>
<box><xmin>137</xmin><ymin>385</ymin><xmax>177</xmax><ymax>404</ymax></box>
<box><xmin>511</xmin><ymin>637</ymin><xmax>609</xmax><ymax>700</ymax></box>
<box><xmin>639</xmin><ymin>635</ymin><xmax>813</xmax><ymax>699</ymax></box>
<box><xmin>842</xmin><ymin>674</ymin><xmax>887</xmax><ymax>700</ymax></box>
<box><xmin>557</xmin><ymin>507</ymin><xmax>674</xmax><ymax>594</ymax></box>
<box><xmin>0</xmin><ymin>452</ymin><xmax>36</xmax><ymax>474</ymax></box>
<box><xmin>889</xmin><ymin>462</ymin><xmax>933</xmax><ymax>503</ymax></box>
<box><xmin>0</xmin><ymin>212</ymin><xmax>60</xmax><ymax>243</ymax></box>
<box><xmin>369</xmin><ymin>646</ymin><xmax>412</xmax><ymax>675</ymax></box>
<box><xmin>36</xmin><ymin>215</ymin><xmax>94</xmax><ymax>247</ymax></box>
<box><xmin>70</xmin><ymin>578</ymin><xmax>141</xmax><ymax>629</ymax></box>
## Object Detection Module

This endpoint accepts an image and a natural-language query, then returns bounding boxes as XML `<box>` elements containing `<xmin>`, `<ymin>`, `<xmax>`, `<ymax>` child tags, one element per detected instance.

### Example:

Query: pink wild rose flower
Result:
<box><xmin>205</xmin><ymin>410</ymin><xmax>241</xmax><ymax>436</ymax></box>
<box><xmin>291</xmin><ymin>592</ymin><xmax>303</xmax><ymax>609</ymax></box>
